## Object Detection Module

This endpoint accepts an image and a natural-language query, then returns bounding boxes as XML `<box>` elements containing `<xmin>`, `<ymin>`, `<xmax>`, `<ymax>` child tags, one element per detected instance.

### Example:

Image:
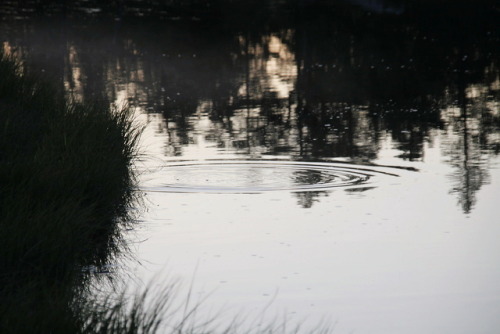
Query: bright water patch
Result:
<box><xmin>140</xmin><ymin>160</ymin><xmax>403</xmax><ymax>193</ymax></box>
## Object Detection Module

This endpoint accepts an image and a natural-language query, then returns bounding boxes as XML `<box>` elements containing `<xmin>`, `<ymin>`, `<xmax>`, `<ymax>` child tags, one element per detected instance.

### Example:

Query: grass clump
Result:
<box><xmin>0</xmin><ymin>50</ymin><xmax>141</xmax><ymax>333</ymax></box>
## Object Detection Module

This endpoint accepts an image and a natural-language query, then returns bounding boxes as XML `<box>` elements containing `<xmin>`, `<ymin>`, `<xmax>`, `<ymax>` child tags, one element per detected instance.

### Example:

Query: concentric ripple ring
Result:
<box><xmin>140</xmin><ymin>160</ymin><xmax>400</xmax><ymax>194</ymax></box>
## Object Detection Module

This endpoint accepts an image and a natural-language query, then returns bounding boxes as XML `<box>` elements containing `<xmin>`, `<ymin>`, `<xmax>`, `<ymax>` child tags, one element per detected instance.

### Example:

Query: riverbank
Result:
<box><xmin>0</xmin><ymin>51</ymin><xmax>143</xmax><ymax>332</ymax></box>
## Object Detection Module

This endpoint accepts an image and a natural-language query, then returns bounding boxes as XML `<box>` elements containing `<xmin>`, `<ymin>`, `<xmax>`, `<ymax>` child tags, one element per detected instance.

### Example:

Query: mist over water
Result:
<box><xmin>1</xmin><ymin>1</ymin><xmax>499</xmax><ymax>332</ymax></box>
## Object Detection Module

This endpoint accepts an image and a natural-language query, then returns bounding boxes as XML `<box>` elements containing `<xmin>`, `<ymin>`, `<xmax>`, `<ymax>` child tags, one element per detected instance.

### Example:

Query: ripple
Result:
<box><xmin>140</xmin><ymin>160</ymin><xmax>402</xmax><ymax>194</ymax></box>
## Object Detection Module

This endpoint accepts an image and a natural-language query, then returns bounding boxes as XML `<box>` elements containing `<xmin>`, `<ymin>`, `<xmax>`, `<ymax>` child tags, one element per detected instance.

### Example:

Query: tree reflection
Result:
<box><xmin>442</xmin><ymin>73</ymin><xmax>499</xmax><ymax>213</ymax></box>
<box><xmin>294</xmin><ymin>191</ymin><xmax>328</xmax><ymax>209</ymax></box>
<box><xmin>0</xmin><ymin>0</ymin><xmax>498</xmax><ymax>211</ymax></box>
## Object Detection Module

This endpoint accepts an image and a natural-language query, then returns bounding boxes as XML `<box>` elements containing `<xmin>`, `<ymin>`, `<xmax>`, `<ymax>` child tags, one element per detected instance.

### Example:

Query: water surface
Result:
<box><xmin>1</xmin><ymin>1</ymin><xmax>499</xmax><ymax>332</ymax></box>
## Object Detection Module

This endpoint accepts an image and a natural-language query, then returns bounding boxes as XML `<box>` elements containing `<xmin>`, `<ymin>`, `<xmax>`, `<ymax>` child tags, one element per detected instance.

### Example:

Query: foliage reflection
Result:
<box><xmin>1</xmin><ymin>0</ymin><xmax>498</xmax><ymax>213</ymax></box>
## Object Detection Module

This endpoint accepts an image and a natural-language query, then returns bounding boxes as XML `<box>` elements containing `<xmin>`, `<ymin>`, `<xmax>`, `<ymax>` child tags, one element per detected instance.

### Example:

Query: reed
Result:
<box><xmin>0</xmin><ymin>50</ymin><xmax>141</xmax><ymax>333</ymax></box>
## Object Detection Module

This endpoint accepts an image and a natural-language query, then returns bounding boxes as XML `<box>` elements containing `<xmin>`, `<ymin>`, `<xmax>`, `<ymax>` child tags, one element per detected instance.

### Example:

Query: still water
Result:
<box><xmin>132</xmin><ymin>109</ymin><xmax>500</xmax><ymax>333</ymax></box>
<box><xmin>1</xmin><ymin>1</ymin><xmax>499</xmax><ymax>332</ymax></box>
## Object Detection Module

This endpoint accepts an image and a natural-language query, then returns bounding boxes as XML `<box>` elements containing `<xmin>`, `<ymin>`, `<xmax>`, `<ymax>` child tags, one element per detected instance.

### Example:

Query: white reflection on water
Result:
<box><xmin>122</xmin><ymin>31</ymin><xmax>500</xmax><ymax>328</ymax></box>
<box><xmin>126</xmin><ymin>105</ymin><xmax>500</xmax><ymax>334</ymax></box>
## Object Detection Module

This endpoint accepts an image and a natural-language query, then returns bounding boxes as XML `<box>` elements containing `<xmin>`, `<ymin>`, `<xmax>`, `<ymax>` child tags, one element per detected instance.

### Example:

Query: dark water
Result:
<box><xmin>1</xmin><ymin>1</ymin><xmax>499</xmax><ymax>332</ymax></box>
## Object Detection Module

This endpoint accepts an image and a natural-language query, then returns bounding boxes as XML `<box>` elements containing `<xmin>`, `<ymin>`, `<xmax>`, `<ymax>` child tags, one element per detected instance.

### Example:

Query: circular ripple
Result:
<box><xmin>140</xmin><ymin>160</ymin><xmax>397</xmax><ymax>194</ymax></box>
